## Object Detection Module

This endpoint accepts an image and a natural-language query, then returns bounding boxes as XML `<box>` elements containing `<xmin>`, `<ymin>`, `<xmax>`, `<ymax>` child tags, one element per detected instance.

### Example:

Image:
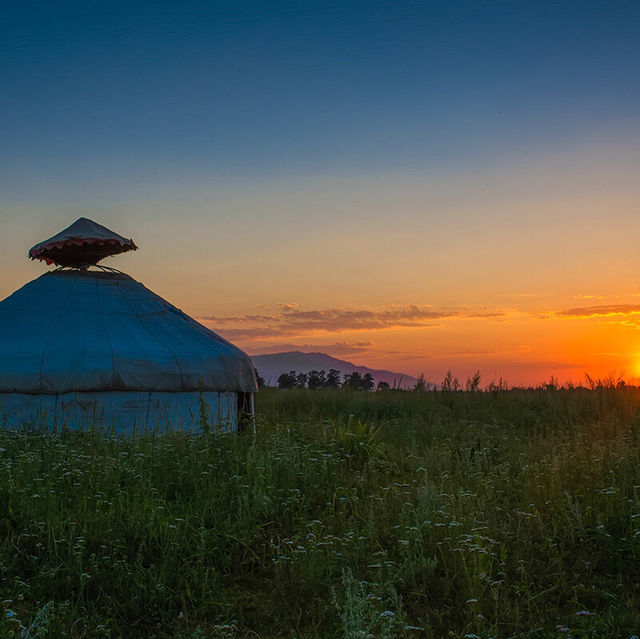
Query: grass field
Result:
<box><xmin>1</xmin><ymin>387</ymin><xmax>639</xmax><ymax>638</ymax></box>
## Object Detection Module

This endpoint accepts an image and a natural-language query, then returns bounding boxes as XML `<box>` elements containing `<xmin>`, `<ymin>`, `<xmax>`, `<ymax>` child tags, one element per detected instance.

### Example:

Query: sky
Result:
<box><xmin>2</xmin><ymin>1</ymin><xmax>640</xmax><ymax>386</ymax></box>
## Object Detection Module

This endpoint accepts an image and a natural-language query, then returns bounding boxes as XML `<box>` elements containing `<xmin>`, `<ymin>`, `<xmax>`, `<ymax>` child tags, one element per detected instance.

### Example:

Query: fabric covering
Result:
<box><xmin>0</xmin><ymin>391</ymin><xmax>238</xmax><ymax>432</ymax></box>
<box><xmin>28</xmin><ymin>217</ymin><xmax>137</xmax><ymax>266</ymax></box>
<box><xmin>0</xmin><ymin>269</ymin><xmax>258</xmax><ymax>394</ymax></box>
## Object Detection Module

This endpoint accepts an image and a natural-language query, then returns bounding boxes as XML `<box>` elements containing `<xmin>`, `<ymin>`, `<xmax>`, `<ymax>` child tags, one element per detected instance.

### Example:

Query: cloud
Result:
<box><xmin>558</xmin><ymin>304</ymin><xmax>640</xmax><ymax>318</ymax></box>
<box><xmin>249</xmin><ymin>341</ymin><xmax>378</xmax><ymax>356</ymax></box>
<box><xmin>199</xmin><ymin>304</ymin><xmax>505</xmax><ymax>339</ymax></box>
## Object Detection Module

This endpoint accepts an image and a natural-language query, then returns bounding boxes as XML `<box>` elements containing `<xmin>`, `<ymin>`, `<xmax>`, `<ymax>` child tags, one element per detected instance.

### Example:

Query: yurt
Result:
<box><xmin>0</xmin><ymin>218</ymin><xmax>257</xmax><ymax>432</ymax></box>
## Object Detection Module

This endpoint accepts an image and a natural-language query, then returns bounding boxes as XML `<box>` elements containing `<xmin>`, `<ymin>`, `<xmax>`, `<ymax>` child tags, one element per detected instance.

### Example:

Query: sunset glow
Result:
<box><xmin>2</xmin><ymin>2</ymin><xmax>640</xmax><ymax>387</ymax></box>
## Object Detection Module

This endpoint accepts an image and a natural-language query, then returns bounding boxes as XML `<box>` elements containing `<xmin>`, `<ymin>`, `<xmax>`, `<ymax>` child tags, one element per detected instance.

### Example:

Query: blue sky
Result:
<box><xmin>3</xmin><ymin>1</ymin><xmax>639</xmax><ymax>187</ymax></box>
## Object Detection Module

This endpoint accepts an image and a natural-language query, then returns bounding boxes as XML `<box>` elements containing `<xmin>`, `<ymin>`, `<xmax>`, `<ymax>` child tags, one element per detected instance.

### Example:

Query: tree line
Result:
<box><xmin>253</xmin><ymin>368</ymin><xmax>483</xmax><ymax>392</ymax></box>
<box><xmin>254</xmin><ymin>368</ymin><xmax>386</xmax><ymax>391</ymax></box>
<box><xmin>277</xmin><ymin>369</ymin><xmax>378</xmax><ymax>391</ymax></box>
<box><xmin>255</xmin><ymin>367</ymin><xmax>634</xmax><ymax>393</ymax></box>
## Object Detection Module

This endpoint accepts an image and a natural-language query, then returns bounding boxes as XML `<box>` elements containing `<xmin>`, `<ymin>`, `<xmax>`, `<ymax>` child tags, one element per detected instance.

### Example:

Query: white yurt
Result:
<box><xmin>0</xmin><ymin>218</ymin><xmax>257</xmax><ymax>432</ymax></box>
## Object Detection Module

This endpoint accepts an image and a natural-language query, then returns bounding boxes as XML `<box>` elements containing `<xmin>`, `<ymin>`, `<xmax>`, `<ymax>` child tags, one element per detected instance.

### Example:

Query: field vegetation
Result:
<box><xmin>1</xmin><ymin>385</ymin><xmax>639</xmax><ymax>638</ymax></box>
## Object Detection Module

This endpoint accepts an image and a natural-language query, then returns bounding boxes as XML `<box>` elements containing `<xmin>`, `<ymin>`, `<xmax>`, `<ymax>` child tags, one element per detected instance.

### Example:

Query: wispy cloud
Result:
<box><xmin>558</xmin><ymin>304</ymin><xmax>640</xmax><ymax>318</ymax></box>
<box><xmin>249</xmin><ymin>341</ymin><xmax>378</xmax><ymax>356</ymax></box>
<box><xmin>199</xmin><ymin>304</ymin><xmax>505</xmax><ymax>339</ymax></box>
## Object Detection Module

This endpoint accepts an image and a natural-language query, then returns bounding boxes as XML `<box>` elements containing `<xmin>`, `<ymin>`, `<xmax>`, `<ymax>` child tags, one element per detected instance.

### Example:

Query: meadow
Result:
<box><xmin>0</xmin><ymin>386</ymin><xmax>639</xmax><ymax>638</ymax></box>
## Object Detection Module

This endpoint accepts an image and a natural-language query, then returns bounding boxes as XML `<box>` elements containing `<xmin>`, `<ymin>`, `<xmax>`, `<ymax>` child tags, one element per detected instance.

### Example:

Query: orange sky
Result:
<box><xmin>201</xmin><ymin>304</ymin><xmax>640</xmax><ymax>387</ymax></box>
<box><xmin>2</xmin><ymin>136</ymin><xmax>640</xmax><ymax>386</ymax></box>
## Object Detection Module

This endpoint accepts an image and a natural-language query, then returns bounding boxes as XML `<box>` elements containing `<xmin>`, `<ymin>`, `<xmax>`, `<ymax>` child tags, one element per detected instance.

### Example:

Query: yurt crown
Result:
<box><xmin>28</xmin><ymin>218</ymin><xmax>137</xmax><ymax>268</ymax></box>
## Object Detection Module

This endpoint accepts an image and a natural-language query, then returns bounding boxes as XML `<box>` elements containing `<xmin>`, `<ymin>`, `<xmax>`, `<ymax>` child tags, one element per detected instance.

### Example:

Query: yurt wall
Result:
<box><xmin>0</xmin><ymin>391</ymin><xmax>240</xmax><ymax>433</ymax></box>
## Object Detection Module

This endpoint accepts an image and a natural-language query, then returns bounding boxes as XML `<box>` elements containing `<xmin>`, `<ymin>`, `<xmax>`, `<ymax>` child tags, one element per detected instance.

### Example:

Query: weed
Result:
<box><xmin>0</xmin><ymin>387</ymin><xmax>639</xmax><ymax>637</ymax></box>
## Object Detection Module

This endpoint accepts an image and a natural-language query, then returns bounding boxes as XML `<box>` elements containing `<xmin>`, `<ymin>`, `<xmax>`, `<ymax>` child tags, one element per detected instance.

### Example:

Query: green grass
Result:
<box><xmin>1</xmin><ymin>387</ymin><xmax>640</xmax><ymax>638</ymax></box>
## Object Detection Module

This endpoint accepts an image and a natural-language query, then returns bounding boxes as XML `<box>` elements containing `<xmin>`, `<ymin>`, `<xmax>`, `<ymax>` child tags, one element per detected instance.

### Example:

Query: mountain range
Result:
<box><xmin>250</xmin><ymin>351</ymin><xmax>419</xmax><ymax>389</ymax></box>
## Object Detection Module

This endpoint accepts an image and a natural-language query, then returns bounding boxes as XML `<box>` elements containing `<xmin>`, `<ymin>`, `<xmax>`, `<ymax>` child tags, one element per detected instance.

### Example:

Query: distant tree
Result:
<box><xmin>254</xmin><ymin>368</ymin><xmax>266</xmax><ymax>389</ymax></box>
<box><xmin>295</xmin><ymin>372</ymin><xmax>309</xmax><ymax>389</ymax></box>
<box><xmin>465</xmin><ymin>370</ymin><xmax>481</xmax><ymax>392</ymax></box>
<box><xmin>326</xmin><ymin>369</ymin><xmax>342</xmax><ymax>390</ymax></box>
<box><xmin>361</xmin><ymin>373</ymin><xmax>375</xmax><ymax>392</ymax></box>
<box><xmin>413</xmin><ymin>373</ymin><xmax>427</xmax><ymax>392</ymax></box>
<box><xmin>277</xmin><ymin>370</ymin><xmax>297</xmax><ymax>389</ymax></box>
<box><xmin>376</xmin><ymin>380</ymin><xmax>390</xmax><ymax>391</ymax></box>
<box><xmin>307</xmin><ymin>369</ymin><xmax>326</xmax><ymax>390</ymax></box>
<box><xmin>343</xmin><ymin>372</ymin><xmax>363</xmax><ymax>390</ymax></box>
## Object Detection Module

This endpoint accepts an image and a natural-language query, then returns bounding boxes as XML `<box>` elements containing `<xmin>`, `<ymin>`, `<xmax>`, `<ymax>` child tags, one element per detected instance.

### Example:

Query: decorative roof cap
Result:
<box><xmin>28</xmin><ymin>217</ymin><xmax>137</xmax><ymax>266</ymax></box>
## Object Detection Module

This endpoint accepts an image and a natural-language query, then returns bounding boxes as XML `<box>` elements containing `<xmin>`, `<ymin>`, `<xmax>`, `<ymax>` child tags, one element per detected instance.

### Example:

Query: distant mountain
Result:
<box><xmin>250</xmin><ymin>351</ymin><xmax>421</xmax><ymax>389</ymax></box>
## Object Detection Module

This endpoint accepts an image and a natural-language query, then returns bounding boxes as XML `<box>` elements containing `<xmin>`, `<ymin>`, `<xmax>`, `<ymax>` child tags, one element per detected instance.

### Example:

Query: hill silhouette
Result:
<box><xmin>250</xmin><ymin>351</ymin><xmax>421</xmax><ymax>389</ymax></box>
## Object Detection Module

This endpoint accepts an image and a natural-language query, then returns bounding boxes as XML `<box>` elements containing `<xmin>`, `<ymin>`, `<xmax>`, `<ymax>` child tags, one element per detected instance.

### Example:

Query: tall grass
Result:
<box><xmin>1</xmin><ymin>387</ymin><xmax>639</xmax><ymax>637</ymax></box>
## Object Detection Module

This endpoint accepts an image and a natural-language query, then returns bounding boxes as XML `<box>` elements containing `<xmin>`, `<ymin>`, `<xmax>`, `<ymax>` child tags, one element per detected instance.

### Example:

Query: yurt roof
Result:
<box><xmin>1</xmin><ymin>220</ymin><xmax>257</xmax><ymax>394</ymax></box>
<box><xmin>29</xmin><ymin>217</ymin><xmax>137</xmax><ymax>266</ymax></box>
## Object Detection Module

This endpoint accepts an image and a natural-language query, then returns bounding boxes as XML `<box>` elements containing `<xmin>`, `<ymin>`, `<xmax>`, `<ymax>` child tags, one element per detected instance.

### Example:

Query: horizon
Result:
<box><xmin>3</xmin><ymin>2</ymin><xmax>640</xmax><ymax>386</ymax></box>
<box><xmin>248</xmin><ymin>348</ymin><xmax>634</xmax><ymax>390</ymax></box>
